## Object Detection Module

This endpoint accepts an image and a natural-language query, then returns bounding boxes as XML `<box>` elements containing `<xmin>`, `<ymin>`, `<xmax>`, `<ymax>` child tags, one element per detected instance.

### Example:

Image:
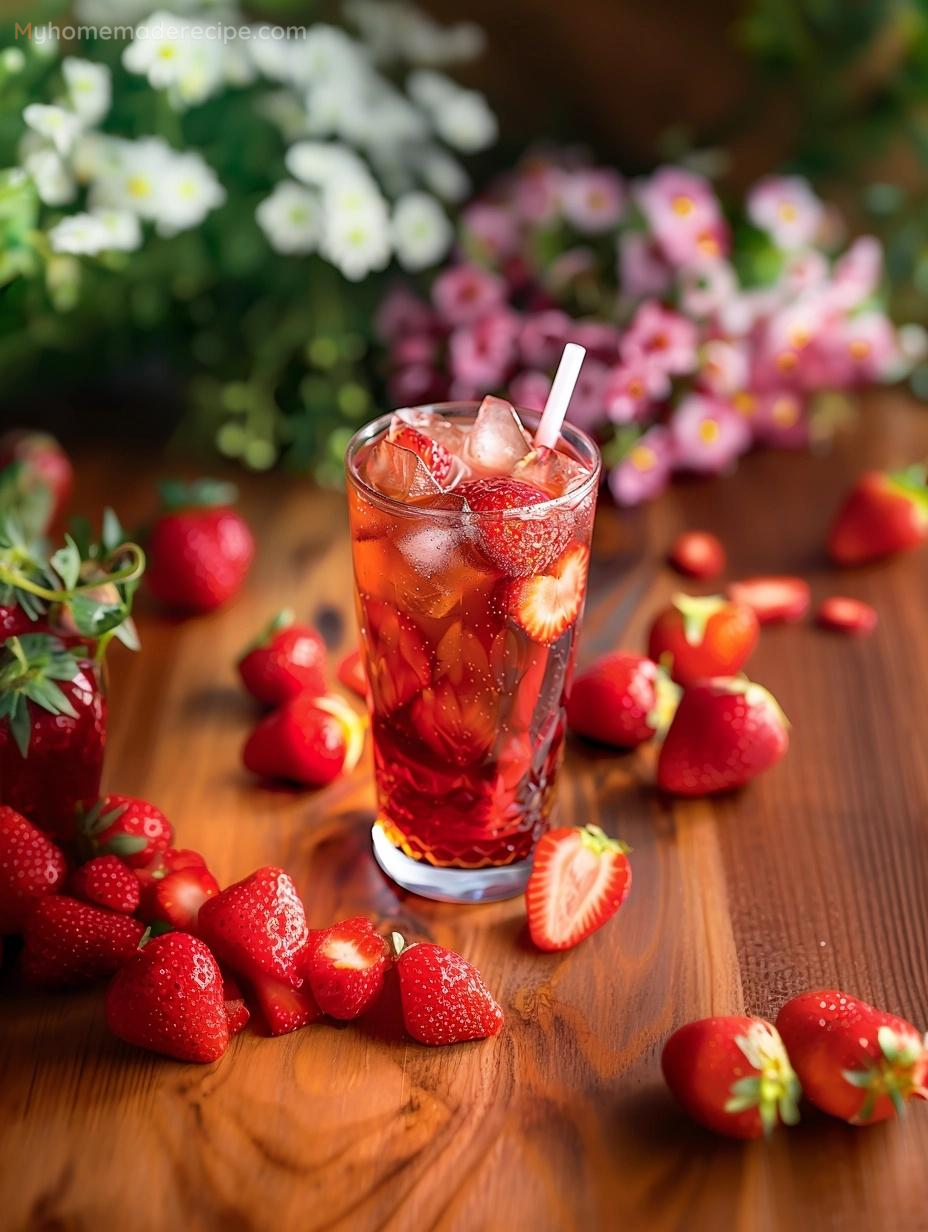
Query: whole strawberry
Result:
<box><xmin>237</xmin><ymin>610</ymin><xmax>327</xmax><ymax>706</ymax></box>
<box><xmin>304</xmin><ymin>916</ymin><xmax>390</xmax><ymax>1020</ymax></box>
<box><xmin>242</xmin><ymin>693</ymin><xmax>365</xmax><ymax>787</ymax></box>
<box><xmin>566</xmin><ymin>653</ymin><xmax>679</xmax><ymax>749</ymax></box>
<box><xmin>459</xmin><ymin>476</ymin><xmax>572</xmax><ymax>577</ymax></box>
<box><xmin>0</xmin><ymin>805</ymin><xmax>67</xmax><ymax>934</ymax></box>
<box><xmin>0</xmin><ymin>429</ymin><xmax>73</xmax><ymax>536</ymax></box>
<box><xmin>69</xmin><ymin>855</ymin><xmax>140</xmax><ymax>915</ymax></box>
<box><xmin>393</xmin><ymin>937</ymin><xmax>504</xmax><ymax>1046</ymax></box>
<box><xmin>146</xmin><ymin>479</ymin><xmax>255</xmax><ymax>614</ymax></box>
<box><xmin>776</xmin><ymin>989</ymin><xmax>928</xmax><ymax>1125</ymax></box>
<box><xmin>662</xmin><ymin>1016</ymin><xmax>801</xmax><ymax>1139</ymax></box>
<box><xmin>668</xmin><ymin>531</ymin><xmax>726</xmax><ymax>581</ymax></box>
<box><xmin>22</xmin><ymin>895</ymin><xmax>145</xmax><ymax>988</ymax></box>
<box><xmin>827</xmin><ymin>467</ymin><xmax>928</xmax><ymax>566</ymax></box>
<box><xmin>657</xmin><ymin>676</ymin><xmax>789</xmax><ymax>796</ymax></box>
<box><xmin>648</xmin><ymin>594</ymin><xmax>759</xmax><ymax>686</ymax></box>
<box><xmin>0</xmin><ymin>635</ymin><xmax>107</xmax><ymax>840</ymax></box>
<box><xmin>80</xmin><ymin>795</ymin><xmax>174</xmax><ymax>868</ymax></box>
<box><xmin>198</xmin><ymin>866</ymin><xmax>318</xmax><ymax>1036</ymax></box>
<box><xmin>106</xmin><ymin>932</ymin><xmax>229</xmax><ymax>1063</ymax></box>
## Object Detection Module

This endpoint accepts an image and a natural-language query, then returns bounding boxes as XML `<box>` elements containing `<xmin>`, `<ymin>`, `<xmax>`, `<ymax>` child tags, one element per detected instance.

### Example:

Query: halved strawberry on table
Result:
<box><xmin>657</xmin><ymin>676</ymin><xmax>789</xmax><ymax>796</ymax></box>
<box><xmin>149</xmin><ymin>863</ymin><xmax>220</xmax><ymax>933</ymax></box>
<box><xmin>507</xmin><ymin>542</ymin><xmax>590</xmax><ymax>646</ymax></box>
<box><xmin>816</xmin><ymin>595</ymin><xmax>878</xmax><ymax>636</ymax></box>
<box><xmin>198</xmin><ymin>866</ymin><xmax>319</xmax><ymax>1036</ymax></box>
<box><xmin>303</xmin><ymin>916</ymin><xmax>390</xmax><ymax>1021</ymax></box>
<box><xmin>136</xmin><ymin>848</ymin><xmax>209</xmax><ymax>918</ymax></box>
<box><xmin>567</xmin><ymin>652</ymin><xmax>680</xmax><ymax>749</ymax></box>
<box><xmin>237</xmin><ymin>609</ymin><xmax>327</xmax><ymax>706</ymax></box>
<box><xmin>526</xmin><ymin>825</ymin><xmax>632</xmax><ymax>952</ymax></box>
<box><xmin>726</xmin><ymin>576</ymin><xmax>811</xmax><ymax>625</ymax></box>
<box><xmin>0</xmin><ymin>805</ymin><xmax>67</xmax><ymax>934</ymax></box>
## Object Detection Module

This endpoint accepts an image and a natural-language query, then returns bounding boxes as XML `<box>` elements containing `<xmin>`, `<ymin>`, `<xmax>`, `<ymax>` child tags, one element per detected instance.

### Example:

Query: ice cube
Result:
<box><xmin>394</xmin><ymin>407</ymin><xmax>467</xmax><ymax>457</ymax></box>
<box><xmin>396</xmin><ymin>524</ymin><xmax>455</xmax><ymax>578</ymax></box>
<box><xmin>464</xmin><ymin>396</ymin><xmax>532</xmax><ymax>475</ymax></box>
<box><xmin>511</xmin><ymin>446</ymin><xmax>589</xmax><ymax>497</ymax></box>
<box><xmin>364</xmin><ymin>438</ymin><xmax>443</xmax><ymax>501</ymax></box>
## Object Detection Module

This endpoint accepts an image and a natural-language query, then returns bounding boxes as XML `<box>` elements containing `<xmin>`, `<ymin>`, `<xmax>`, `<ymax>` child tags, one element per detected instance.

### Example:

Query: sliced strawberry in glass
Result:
<box><xmin>507</xmin><ymin>542</ymin><xmax>590</xmax><ymax>645</ymax></box>
<box><xmin>387</xmin><ymin>420</ymin><xmax>454</xmax><ymax>486</ymax></box>
<box><xmin>411</xmin><ymin>679</ymin><xmax>498</xmax><ymax>767</ymax></box>
<box><xmin>361</xmin><ymin>598</ymin><xmax>431</xmax><ymax>713</ymax></box>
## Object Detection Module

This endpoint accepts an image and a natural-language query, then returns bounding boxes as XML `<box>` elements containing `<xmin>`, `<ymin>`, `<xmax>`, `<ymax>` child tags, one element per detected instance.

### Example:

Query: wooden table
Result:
<box><xmin>2</xmin><ymin>393</ymin><xmax>927</xmax><ymax>1232</ymax></box>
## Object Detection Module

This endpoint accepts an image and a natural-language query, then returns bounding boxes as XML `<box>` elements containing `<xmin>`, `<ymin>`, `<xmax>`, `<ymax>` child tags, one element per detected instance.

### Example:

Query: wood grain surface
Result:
<box><xmin>2</xmin><ymin>392</ymin><xmax>927</xmax><ymax>1232</ymax></box>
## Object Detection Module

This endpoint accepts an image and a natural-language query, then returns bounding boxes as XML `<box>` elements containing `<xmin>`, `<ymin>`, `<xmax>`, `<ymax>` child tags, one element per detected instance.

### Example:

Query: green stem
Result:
<box><xmin>0</xmin><ymin>543</ymin><xmax>146</xmax><ymax>603</ymax></box>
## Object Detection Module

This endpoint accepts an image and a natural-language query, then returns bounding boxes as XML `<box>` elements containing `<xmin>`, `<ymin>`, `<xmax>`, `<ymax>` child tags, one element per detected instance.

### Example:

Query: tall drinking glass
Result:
<box><xmin>346</xmin><ymin>403</ymin><xmax>601</xmax><ymax>903</ymax></box>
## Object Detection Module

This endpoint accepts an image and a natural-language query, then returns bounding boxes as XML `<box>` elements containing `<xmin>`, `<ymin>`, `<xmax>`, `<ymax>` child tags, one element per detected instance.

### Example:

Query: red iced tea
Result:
<box><xmin>346</xmin><ymin>399</ymin><xmax>600</xmax><ymax>894</ymax></box>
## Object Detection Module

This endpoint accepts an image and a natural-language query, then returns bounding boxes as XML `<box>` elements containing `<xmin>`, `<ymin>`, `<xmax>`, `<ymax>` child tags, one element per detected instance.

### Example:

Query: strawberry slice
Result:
<box><xmin>388</xmin><ymin>422</ymin><xmax>454</xmax><ymax>486</ymax></box>
<box><xmin>668</xmin><ymin>531</ymin><xmax>726</xmax><ymax>580</ymax></box>
<box><xmin>816</xmin><ymin>596</ymin><xmax>878</xmax><ymax>635</ymax></box>
<box><xmin>726</xmin><ymin>576</ymin><xmax>810</xmax><ymax>625</ymax></box>
<box><xmin>303</xmin><ymin>916</ymin><xmax>389</xmax><ymax>1020</ymax></box>
<box><xmin>361</xmin><ymin>598</ymin><xmax>431</xmax><ymax>713</ymax></box>
<box><xmin>151</xmin><ymin>865</ymin><xmax>220</xmax><ymax>933</ymax></box>
<box><xmin>460</xmin><ymin>476</ymin><xmax>570</xmax><ymax>577</ymax></box>
<box><xmin>506</xmin><ymin>542</ymin><xmax>589</xmax><ymax>645</ymax></box>
<box><xmin>525</xmin><ymin>825</ymin><xmax>632</xmax><ymax>952</ymax></box>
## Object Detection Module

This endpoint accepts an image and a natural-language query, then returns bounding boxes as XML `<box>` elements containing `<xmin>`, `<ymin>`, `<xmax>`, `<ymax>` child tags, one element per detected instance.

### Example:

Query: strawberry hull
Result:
<box><xmin>347</xmin><ymin>404</ymin><xmax>600</xmax><ymax>878</ymax></box>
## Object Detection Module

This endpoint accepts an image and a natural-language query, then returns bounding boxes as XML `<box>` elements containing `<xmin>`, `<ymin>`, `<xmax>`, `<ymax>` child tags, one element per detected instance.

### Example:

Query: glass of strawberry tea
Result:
<box><xmin>346</xmin><ymin>391</ymin><xmax>601</xmax><ymax>902</ymax></box>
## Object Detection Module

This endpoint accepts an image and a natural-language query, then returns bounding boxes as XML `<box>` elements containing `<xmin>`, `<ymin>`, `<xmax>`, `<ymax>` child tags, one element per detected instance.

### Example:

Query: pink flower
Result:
<box><xmin>747</xmin><ymin>176</ymin><xmax>824</xmax><ymax>251</ymax></box>
<box><xmin>757</xmin><ymin>296</ymin><xmax>827</xmax><ymax>383</ymax></box>
<box><xmin>670</xmin><ymin>393</ymin><xmax>751</xmax><ymax>474</ymax></box>
<box><xmin>519</xmin><ymin>309</ymin><xmax>572</xmax><ymax>368</ymax></box>
<box><xmin>461</xmin><ymin>202</ymin><xmax>521</xmax><ymax>263</ymax></box>
<box><xmin>510</xmin><ymin>369</ymin><xmax>552</xmax><ymax>412</ymax></box>
<box><xmin>604</xmin><ymin>360</ymin><xmax>667</xmax><ymax>424</ymax></box>
<box><xmin>678</xmin><ymin>260</ymin><xmax>737</xmax><ymax>318</ymax></box>
<box><xmin>618</xmin><ymin>232</ymin><xmax>672</xmax><ymax>299</ymax></box>
<box><xmin>432</xmin><ymin>263</ymin><xmax>507</xmax><ymax>326</ymax></box>
<box><xmin>448</xmin><ymin>308</ymin><xmax>520</xmax><ymax>389</ymax></box>
<box><xmin>376</xmin><ymin>284</ymin><xmax>436</xmax><ymax>342</ymax></box>
<box><xmin>389</xmin><ymin>365</ymin><xmax>449</xmax><ymax>408</ymax></box>
<box><xmin>609</xmin><ymin>426</ymin><xmax>674</xmax><ymax>505</ymax></box>
<box><xmin>572</xmin><ymin>319</ymin><xmax>623</xmax><ymax>364</ymax></box>
<box><xmin>391</xmin><ymin>333</ymin><xmax>440</xmax><ymax>367</ymax></box>
<box><xmin>635</xmin><ymin>167</ymin><xmax>729</xmax><ymax>267</ymax></box>
<box><xmin>561</xmin><ymin>168</ymin><xmax>625</xmax><ymax>234</ymax></box>
<box><xmin>620</xmin><ymin>301</ymin><xmax>699</xmax><ymax>377</ymax></box>
<box><xmin>826</xmin><ymin>236</ymin><xmax>882</xmax><ymax>312</ymax></box>
<box><xmin>565</xmin><ymin>358</ymin><xmax>610</xmax><ymax>432</ymax></box>
<box><xmin>547</xmin><ymin>247</ymin><xmax>598</xmax><ymax>296</ymax></box>
<box><xmin>753</xmin><ymin>391</ymin><xmax>809</xmax><ymax>450</ymax></box>
<box><xmin>829</xmin><ymin>311</ymin><xmax>899</xmax><ymax>384</ymax></box>
<box><xmin>780</xmin><ymin>249</ymin><xmax>828</xmax><ymax>296</ymax></box>
<box><xmin>513</xmin><ymin>158</ymin><xmax>563</xmax><ymax>224</ymax></box>
<box><xmin>699</xmin><ymin>339</ymin><xmax>749</xmax><ymax>397</ymax></box>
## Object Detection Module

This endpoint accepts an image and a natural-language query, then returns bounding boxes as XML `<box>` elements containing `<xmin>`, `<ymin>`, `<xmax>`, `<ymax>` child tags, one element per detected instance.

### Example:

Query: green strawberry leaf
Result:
<box><xmin>50</xmin><ymin>536</ymin><xmax>81</xmax><ymax>592</ymax></box>
<box><xmin>100</xmin><ymin>833</ymin><xmax>148</xmax><ymax>857</ymax></box>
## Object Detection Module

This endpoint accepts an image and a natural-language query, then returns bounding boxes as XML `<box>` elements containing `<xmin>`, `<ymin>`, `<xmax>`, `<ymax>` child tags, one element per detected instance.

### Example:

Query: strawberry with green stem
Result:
<box><xmin>79</xmin><ymin>795</ymin><xmax>175</xmax><ymax>868</ymax></box>
<box><xmin>648</xmin><ymin>593</ymin><xmax>759</xmax><ymax>687</ymax></box>
<box><xmin>0</xmin><ymin>430</ymin><xmax>73</xmax><ymax>538</ymax></box>
<box><xmin>827</xmin><ymin>466</ymin><xmax>928</xmax><ymax>566</ymax></box>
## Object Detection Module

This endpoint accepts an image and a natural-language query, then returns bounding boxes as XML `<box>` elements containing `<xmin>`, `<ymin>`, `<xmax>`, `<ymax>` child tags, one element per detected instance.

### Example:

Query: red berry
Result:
<box><xmin>827</xmin><ymin>467</ymin><xmax>928</xmax><ymax>566</ymax></box>
<box><xmin>726</xmin><ymin>576</ymin><xmax>811</xmax><ymax>625</ymax></box>
<box><xmin>506</xmin><ymin>541</ymin><xmax>590</xmax><ymax>645</ymax></box>
<box><xmin>106</xmin><ymin>932</ymin><xmax>229</xmax><ymax>1063</ymax></box>
<box><xmin>198</xmin><ymin>866</ymin><xmax>319</xmax><ymax>1037</ymax></box>
<box><xmin>69</xmin><ymin>855</ymin><xmax>140</xmax><ymax>915</ymax></box>
<box><xmin>303</xmin><ymin>916</ymin><xmax>389</xmax><ymax>1020</ymax></box>
<box><xmin>223</xmin><ymin>975</ymin><xmax>251</xmax><ymax>1036</ymax></box>
<box><xmin>242</xmin><ymin>693</ymin><xmax>365</xmax><ymax>787</ymax></box>
<box><xmin>662</xmin><ymin>1016</ymin><xmax>801</xmax><ymax>1139</ymax></box>
<box><xmin>394</xmin><ymin>939</ymin><xmax>503</xmax><ymax>1046</ymax></box>
<box><xmin>150</xmin><ymin>865</ymin><xmax>220</xmax><ymax>933</ymax></box>
<box><xmin>816</xmin><ymin>596</ymin><xmax>878</xmax><ymax>635</ymax></box>
<box><xmin>0</xmin><ymin>635</ymin><xmax>107</xmax><ymax>841</ymax></box>
<box><xmin>237</xmin><ymin>610</ymin><xmax>327</xmax><ymax>706</ymax></box>
<box><xmin>0</xmin><ymin>805</ymin><xmax>67</xmax><ymax>934</ymax></box>
<box><xmin>21</xmin><ymin>895</ymin><xmax>145</xmax><ymax>988</ymax></box>
<box><xmin>388</xmin><ymin>423</ymin><xmax>454</xmax><ymax>486</ymax></box>
<box><xmin>135</xmin><ymin>848</ymin><xmax>208</xmax><ymax>917</ymax></box>
<box><xmin>776</xmin><ymin>990</ymin><xmax>928</xmax><ymax>1125</ymax></box>
<box><xmin>647</xmin><ymin>593</ymin><xmax>759</xmax><ymax>686</ymax></box>
<box><xmin>336</xmin><ymin>647</ymin><xmax>367</xmax><ymax>699</ymax></box>
<box><xmin>0</xmin><ymin>430</ymin><xmax>73</xmax><ymax>535</ymax></box>
<box><xmin>460</xmin><ymin>477</ymin><xmax>570</xmax><ymax>577</ymax></box>
<box><xmin>657</xmin><ymin>676</ymin><xmax>789</xmax><ymax>796</ymax></box>
<box><xmin>668</xmin><ymin>531</ymin><xmax>726</xmax><ymax>580</ymax></box>
<box><xmin>81</xmin><ymin>795</ymin><xmax>174</xmax><ymax>869</ymax></box>
<box><xmin>146</xmin><ymin>480</ymin><xmax>255</xmax><ymax>614</ymax></box>
<box><xmin>566</xmin><ymin>652</ymin><xmax>679</xmax><ymax>748</ymax></box>
<box><xmin>526</xmin><ymin>825</ymin><xmax>632</xmax><ymax>952</ymax></box>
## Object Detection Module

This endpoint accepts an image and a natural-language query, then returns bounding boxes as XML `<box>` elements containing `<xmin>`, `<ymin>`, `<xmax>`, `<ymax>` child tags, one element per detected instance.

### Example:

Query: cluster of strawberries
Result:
<box><xmin>0</xmin><ymin>803</ymin><xmax>504</xmax><ymax>1063</ymax></box>
<box><xmin>662</xmin><ymin>992</ymin><xmax>928</xmax><ymax>1138</ymax></box>
<box><xmin>564</xmin><ymin>463</ymin><xmax>928</xmax><ymax>794</ymax></box>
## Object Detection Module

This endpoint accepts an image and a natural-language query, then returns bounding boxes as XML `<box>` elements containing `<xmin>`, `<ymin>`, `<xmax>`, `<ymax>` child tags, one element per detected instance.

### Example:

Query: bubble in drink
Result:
<box><xmin>464</xmin><ymin>396</ymin><xmax>533</xmax><ymax>475</ymax></box>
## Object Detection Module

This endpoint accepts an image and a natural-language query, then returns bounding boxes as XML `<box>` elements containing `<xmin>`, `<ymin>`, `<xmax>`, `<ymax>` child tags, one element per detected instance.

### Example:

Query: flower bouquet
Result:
<box><xmin>377</xmin><ymin>151</ymin><xmax>923</xmax><ymax>504</ymax></box>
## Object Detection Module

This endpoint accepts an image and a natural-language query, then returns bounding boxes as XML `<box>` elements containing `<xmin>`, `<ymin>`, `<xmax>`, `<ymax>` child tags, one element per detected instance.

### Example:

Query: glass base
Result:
<box><xmin>371</xmin><ymin>823</ymin><xmax>533</xmax><ymax>903</ymax></box>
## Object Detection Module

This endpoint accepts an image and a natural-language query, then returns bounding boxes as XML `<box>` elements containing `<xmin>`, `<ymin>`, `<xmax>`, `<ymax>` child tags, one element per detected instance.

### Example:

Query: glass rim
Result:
<box><xmin>344</xmin><ymin>401</ymin><xmax>602</xmax><ymax>521</ymax></box>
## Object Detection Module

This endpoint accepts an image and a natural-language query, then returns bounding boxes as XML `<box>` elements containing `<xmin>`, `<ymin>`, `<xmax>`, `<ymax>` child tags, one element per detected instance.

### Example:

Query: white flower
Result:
<box><xmin>247</xmin><ymin>25</ymin><xmax>296</xmax><ymax>83</ymax></box>
<box><xmin>23</xmin><ymin>148</ymin><xmax>76</xmax><ymax>206</ymax></box>
<box><xmin>23</xmin><ymin>104</ymin><xmax>82</xmax><ymax>156</ymax></box>
<box><xmin>346</xmin><ymin>1</ymin><xmax>484</xmax><ymax>67</ymax></box>
<box><xmin>415</xmin><ymin>146</ymin><xmax>470</xmax><ymax>202</ymax></box>
<box><xmin>432</xmin><ymin>88</ymin><xmax>497</xmax><ymax>152</ymax></box>
<box><xmin>222</xmin><ymin>41</ymin><xmax>257</xmax><ymax>89</ymax></box>
<box><xmin>155</xmin><ymin>151</ymin><xmax>226</xmax><ymax>235</ymax></box>
<box><xmin>48</xmin><ymin>213</ymin><xmax>112</xmax><ymax>256</ymax></box>
<box><xmin>320</xmin><ymin>181</ymin><xmax>391</xmax><ymax>280</ymax></box>
<box><xmin>290</xmin><ymin>25</ymin><xmax>365</xmax><ymax>89</ymax></box>
<box><xmin>257</xmin><ymin>90</ymin><xmax>308</xmax><ymax>141</ymax></box>
<box><xmin>94</xmin><ymin>209</ymin><xmax>143</xmax><ymax>252</ymax></box>
<box><xmin>89</xmin><ymin>137</ymin><xmax>173</xmax><ymax>220</ymax></box>
<box><xmin>1</xmin><ymin>48</ymin><xmax>26</xmax><ymax>74</ymax></box>
<box><xmin>391</xmin><ymin>191</ymin><xmax>452</xmax><ymax>270</ymax></box>
<box><xmin>407</xmin><ymin>69</ymin><xmax>456</xmax><ymax>110</ymax></box>
<box><xmin>256</xmin><ymin>181</ymin><xmax>320</xmax><ymax>255</ymax></box>
<box><xmin>286</xmin><ymin>141</ymin><xmax>372</xmax><ymax>189</ymax></box>
<box><xmin>72</xmin><ymin>132</ymin><xmax>124</xmax><ymax>184</ymax></box>
<box><xmin>123</xmin><ymin>12</ymin><xmax>224</xmax><ymax>108</ymax></box>
<box><xmin>62</xmin><ymin>58</ymin><xmax>112</xmax><ymax>127</ymax></box>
